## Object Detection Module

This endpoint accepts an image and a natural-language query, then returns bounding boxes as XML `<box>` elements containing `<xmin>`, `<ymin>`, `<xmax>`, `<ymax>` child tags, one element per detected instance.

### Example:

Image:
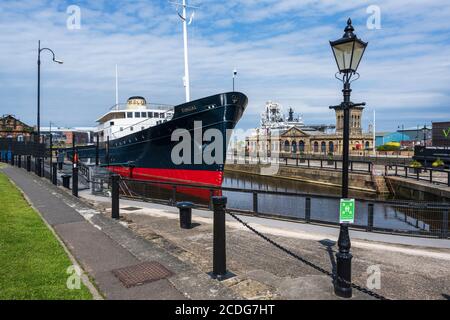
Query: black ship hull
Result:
<box><xmin>74</xmin><ymin>92</ymin><xmax>248</xmax><ymax>191</ymax></box>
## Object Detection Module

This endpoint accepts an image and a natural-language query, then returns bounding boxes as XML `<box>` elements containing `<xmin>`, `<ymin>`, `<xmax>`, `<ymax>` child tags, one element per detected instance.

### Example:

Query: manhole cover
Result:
<box><xmin>112</xmin><ymin>262</ymin><xmax>174</xmax><ymax>288</ymax></box>
<box><xmin>122</xmin><ymin>206</ymin><xmax>142</xmax><ymax>211</ymax></box>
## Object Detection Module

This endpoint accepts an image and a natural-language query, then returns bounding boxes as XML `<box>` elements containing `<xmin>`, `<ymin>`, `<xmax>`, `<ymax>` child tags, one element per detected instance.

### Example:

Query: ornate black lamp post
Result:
<box><xmin>329</xmin><ymin>18</ymin><xmax>368</xmax><ymax>298</ymax></box>
<box><xmin>37</xmin><ymin>40</ymin><xmax>63</xmax><ymax>142</ymax></box>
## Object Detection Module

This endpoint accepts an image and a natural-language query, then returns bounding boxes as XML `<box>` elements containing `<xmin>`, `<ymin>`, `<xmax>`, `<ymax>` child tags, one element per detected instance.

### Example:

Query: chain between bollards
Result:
<box><xmin>226</xmin><ymin>210</ymin><xmax>388</xmax><ymax>300</ymax></box>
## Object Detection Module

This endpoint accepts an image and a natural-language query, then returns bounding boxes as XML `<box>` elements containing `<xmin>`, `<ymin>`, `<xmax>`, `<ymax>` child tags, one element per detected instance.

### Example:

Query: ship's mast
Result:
<box><xmin>182</xmin><ymin>0</ymin><xmax>190</xmax><ymax>102</ymax></box>
<box><xmin>115</xmin><ymin>64</ymin><xmax>119</xmax><ymax>109</ymax></box>
<box><xmin>171</xmin><ymin>0</ymin><xmax>197</xmax><ymax>102</ymax></box>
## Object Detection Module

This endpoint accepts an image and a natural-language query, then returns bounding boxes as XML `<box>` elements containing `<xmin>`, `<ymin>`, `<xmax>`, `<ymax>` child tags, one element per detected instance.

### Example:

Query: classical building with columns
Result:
<box><xmin>246</xmin><ymin>101</ymin><xmax>373</xmax><ymax>156</ymax></box>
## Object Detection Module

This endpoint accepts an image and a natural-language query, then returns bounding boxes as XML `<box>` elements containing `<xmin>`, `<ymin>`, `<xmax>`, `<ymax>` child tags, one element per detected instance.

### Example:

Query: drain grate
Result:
<box><xmin>112</xmin><ymin>261</ymin><xmax>174</xmax><ymax>288</ymax></box>
<box><xmin>121</xmin><ymin>206</ymin><xmax>142</xmax><ymax>211</ymax></box>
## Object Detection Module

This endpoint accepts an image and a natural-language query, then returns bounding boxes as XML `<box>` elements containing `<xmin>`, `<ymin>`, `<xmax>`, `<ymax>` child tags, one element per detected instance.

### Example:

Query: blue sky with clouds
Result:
<box><xmin>1</xmin><ymin>0</ymin><xmax>449</xmax><ymax>131</ymax></box>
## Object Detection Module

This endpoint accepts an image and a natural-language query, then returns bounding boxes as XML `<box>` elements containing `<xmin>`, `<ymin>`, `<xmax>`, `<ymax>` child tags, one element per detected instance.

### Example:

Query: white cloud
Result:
<box><xmin>0</xmin><ymin>0</ymin><xmax>449</xmax><ymax>131</ymax></box>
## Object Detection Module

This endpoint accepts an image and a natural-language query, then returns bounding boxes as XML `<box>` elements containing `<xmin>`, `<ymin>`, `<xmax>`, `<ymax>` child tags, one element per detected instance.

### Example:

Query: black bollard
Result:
<box><xmin>111</xmin><ymin>174</ymin><xmax>120</xmax><ymax>219</ymax></box>
<box><xmin>212</xmin><ymin>196</ymin><xmax>227</xmax><ymax>280</ymax></box>
<box><xmin>26</xmin><ymin>156</ymin><xmax>31</xmax><ymax>172</ymax></box>
<box><xmin>52</xmin><ymin>163</ymin><xmax>58</xmax><ymax>185</ymax></box>
<box><xmin>253</xmin><ymin>192</ymin><xmax>258</xmax><ymax>213</ymax></box>
<box><xmin>11</xmin><ymin>154</ymin><xmax>15</xmax><ymax>166</ymax></box>
<box><xmin>72</xmin><ymin>166</ymin><xmax>78</xmax><ymax>197</ymax></box>
<box><xmin>18</xmin><ymin>155</ymin><xmax>22</xmax><ymax>168</ymax></box>
<box><xmin>367</xmin><ymin>203</ymin><xmax>374</xmax><ymax>232</ymax></box>
<box><xmin>305</xmin><ymin>197</ymin><xmax>311</xmax><ymax>223</ymax></box>
<box><xmin>335</xmin><ymin>224</ymin><xmax>353</xmax><ymax>298</ymax></box>
<box><xmin>177</xmin><ymin>202</ymin><xmax>193</xmax><ymax>229</ymax></box>
<box><xmin>62</xmin><ymin>175</ymin><xmax>71</xmax><ymax>189</ymax></box>
<box><xmin>36</xmin><ymin>158</ymin><xmax>42</xmax><ymax>177</ymax></box>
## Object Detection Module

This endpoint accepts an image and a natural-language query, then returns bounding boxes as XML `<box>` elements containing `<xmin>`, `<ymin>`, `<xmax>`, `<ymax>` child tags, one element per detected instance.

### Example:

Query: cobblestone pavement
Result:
<box><xmin>90</xmin><ymin>199</ymin><xmax>450</xmax><ymax>300</ymax></box>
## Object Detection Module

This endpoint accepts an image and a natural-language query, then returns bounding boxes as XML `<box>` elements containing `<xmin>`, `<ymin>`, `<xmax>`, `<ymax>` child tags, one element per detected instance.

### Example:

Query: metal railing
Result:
<box><xmin>0</xmin><ymin>138</ymin><xmax>47</xmax><ymax>158</ymax></box>
<box><xmin>117</xmin><ymin>177</ymin><xmax>450</xmax><ymax>239</ymax></box>
<box><xmin>228</xmin><ymin>154</ymin><xmax>373</xmax><ymax>174</ymax></box>
<box><xmin>385</xmin><ymin>164</ymin><xmax>450</xmax><ymax>187</ymax></box>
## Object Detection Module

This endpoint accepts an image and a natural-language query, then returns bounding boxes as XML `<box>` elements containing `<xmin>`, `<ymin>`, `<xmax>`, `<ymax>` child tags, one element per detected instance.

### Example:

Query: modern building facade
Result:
<box><xmin>376</xmin><ymin>127</ymin><xmax>432</xmax><ymax>148</ymax></box>
<box><xmin>40</xmin><ymin>127</ymin><xmax>96</xmax><ymax>147</ymax></box>
<box><xmin>431</xmin><ymin>121</ymin><xmax>450</xmax><ymax>147</ymax></box>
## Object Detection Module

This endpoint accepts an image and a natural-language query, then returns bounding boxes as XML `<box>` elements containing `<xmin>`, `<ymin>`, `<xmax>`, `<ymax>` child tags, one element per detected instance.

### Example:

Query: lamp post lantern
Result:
<box><xmin>37</xmin><ymin>40</ymin><xmax>63</xmax><ymax>143</ymax></box>
<box><xmin>233</xmin><ymin>68</ymin><xmax>237</xmax><ymax>91</ymax></box>
<box><xmin>329</xmin><ymin>18</ymin><xmax>367</xmax><ymax>298</ymax></box>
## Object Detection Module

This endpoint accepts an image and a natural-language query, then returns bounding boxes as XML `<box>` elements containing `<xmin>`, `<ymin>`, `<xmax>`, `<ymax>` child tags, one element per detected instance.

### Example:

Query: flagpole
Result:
<box><xmin>373</xmin><ymin>110</ymin><xmax>376</xmax><ymax>156</ymax></box>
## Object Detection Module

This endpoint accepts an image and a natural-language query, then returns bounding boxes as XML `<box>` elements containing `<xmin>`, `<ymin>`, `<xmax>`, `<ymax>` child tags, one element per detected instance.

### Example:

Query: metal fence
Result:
<box><xmin>228</xmin><ymin>155</ymin><xmax>373</xmax><ymax>174</ymax></box>
<box><xmin>117</xmin><ymin>177</ymin><xmax>449</xmax><ymax>239</ymax></box>
<box><xmin>0</xmin><ymin>138</ymin><xmax>46</xmax><ymax>158</ymax></box>
<box><xmin>385</xmin><ymin>164</ymin><xmax>450</xmax><ymax>187</ymax></box>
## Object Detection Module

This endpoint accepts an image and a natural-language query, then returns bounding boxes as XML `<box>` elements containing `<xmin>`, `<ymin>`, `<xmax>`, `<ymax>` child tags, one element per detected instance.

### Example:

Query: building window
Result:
<box><xmin>299</xmin><ymin>140</ymin><xmax>305</xmax><ymax>153</ymax></box>
<box><xmin>313</xmin><ymin>142</ymin><xmax>319</xmax><ymax>153</ymax></box>
<box><xmin>291</xmin><ymin>141</ymin><xmax>297</xmax><ymax>153</ymax></box>
<box><xmin>365</xmin><ymin>141</ymin><xmax>370</xmax><ymax>149</ymax></box>
<box><xmin>321</xmin><ymin>141</ymin><xmax>326</xmax><ymax>153</ymax></box>
<box><xmin>284</xmin><ymin>141</ymin><xmax>290</xmax><ymax>152</ymax></box>
<box><xmin>329</xmin><ymin>141</ymin><xmax>334</xmax><ymax>153</ymax></box>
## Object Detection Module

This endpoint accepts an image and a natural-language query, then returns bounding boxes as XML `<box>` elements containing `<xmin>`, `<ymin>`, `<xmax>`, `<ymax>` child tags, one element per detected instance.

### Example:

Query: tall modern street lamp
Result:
<box><xmin>329</xmin><ymin>18</ymin><xmax>368</xmax><ymax>298</ymax></box>
<box><xmin>37</xmin><ymin>40</ymin><xmax>63</xmax><ymax>142</ymax></box>
<box><xmin>232</xmin><ymin>68</ymin><xmax>237</xmax><ymax>91</ymax></box>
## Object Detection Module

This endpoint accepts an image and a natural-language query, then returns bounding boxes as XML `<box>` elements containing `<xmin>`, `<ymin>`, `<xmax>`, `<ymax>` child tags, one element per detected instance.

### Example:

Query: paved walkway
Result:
<box><xmin>1</xmin><ymin>166</ymin><xmax>236</xmax><ymax>300</ymax></box>
<box><xmin>81</xmin><ymin>191</ymin><xmax>450</xmax><ymax>300</ymax></box>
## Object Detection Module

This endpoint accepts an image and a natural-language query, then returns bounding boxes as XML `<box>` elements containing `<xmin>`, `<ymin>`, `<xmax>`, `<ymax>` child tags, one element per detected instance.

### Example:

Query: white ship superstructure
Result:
<box><xmin>96</xmin><ymin>96</ymin><xmax>174</xmax><ymax>142</ymax></box>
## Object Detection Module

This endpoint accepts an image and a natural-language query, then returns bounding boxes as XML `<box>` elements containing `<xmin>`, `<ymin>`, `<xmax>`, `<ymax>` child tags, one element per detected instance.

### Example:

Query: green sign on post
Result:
<box><xmin>339</xmin><ymin>199</ymin><xmax>355</xmax><ymax>224</ymax></box>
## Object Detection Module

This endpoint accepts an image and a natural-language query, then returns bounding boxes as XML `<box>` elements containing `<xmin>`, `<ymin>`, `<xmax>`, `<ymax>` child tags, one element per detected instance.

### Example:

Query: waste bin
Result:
<box><xmin>62</xmin><ymin>174</ymin><xmax>71</xmax><ymax>189</ymax></box>
<box><xmin>176</xmin><ymin>202</ymin><xmax>194</xmax><ymax>229</ymax></box>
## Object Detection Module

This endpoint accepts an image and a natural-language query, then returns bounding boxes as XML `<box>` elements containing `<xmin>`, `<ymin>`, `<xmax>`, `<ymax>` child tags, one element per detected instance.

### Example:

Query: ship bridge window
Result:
<box><xmin>148</xmin><ymin>112</ymin><xmax>153</xmax><ymax>118</ymax></box>
<box><xmin>135</xmin><ymin>112</ymin><xmax>140</xmax><ymax>118</ymax></box>
<box><xmin>160</xmin><ymin>113</ymin><xmax>165</xmax><ymax>118</ymax></box>
<box><xmin>110</xmin><ymin>121</ymin><xmax>114</xmax><ymax>126</ymax></box>
<box><xmin>141</xmin><ymin>112</ymin><xmax>146</xmax><ymax>117</ymax></box>
<box><xmin>130</xmin><ymin>127</ymin><xmax>134</xmax><ymax>131</ymax></box>
<box><xmin>127</xmin><ymin>112</ymin><xmax>133</xmax><ymax>118</ymax></box>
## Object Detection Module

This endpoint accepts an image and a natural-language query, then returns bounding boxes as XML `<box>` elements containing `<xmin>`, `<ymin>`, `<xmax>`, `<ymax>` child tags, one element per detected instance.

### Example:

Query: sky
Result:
<box><xmin>0</xmin><ymin>0</ymin><xmax>449</xmax><ymax>132</ymax></box>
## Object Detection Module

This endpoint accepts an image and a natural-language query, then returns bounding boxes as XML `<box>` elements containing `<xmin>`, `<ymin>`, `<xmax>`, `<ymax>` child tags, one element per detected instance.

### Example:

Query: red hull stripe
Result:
<box><xmin>107</xmin><ymin>166</ymin><xmax>224</xmax><ymax>186</ymax></box>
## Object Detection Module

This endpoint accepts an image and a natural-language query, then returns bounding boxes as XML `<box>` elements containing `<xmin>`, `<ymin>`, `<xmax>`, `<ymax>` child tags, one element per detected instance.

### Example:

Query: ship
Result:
<box><xmin>69</xmin><ymin>1</ymin><xmax>248</xmax><ymax>193</ymax></box>
<box><xmin>74</xmin><ymin>93</ymin><xmax>247</xmax><ymax>189</ymax></box>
